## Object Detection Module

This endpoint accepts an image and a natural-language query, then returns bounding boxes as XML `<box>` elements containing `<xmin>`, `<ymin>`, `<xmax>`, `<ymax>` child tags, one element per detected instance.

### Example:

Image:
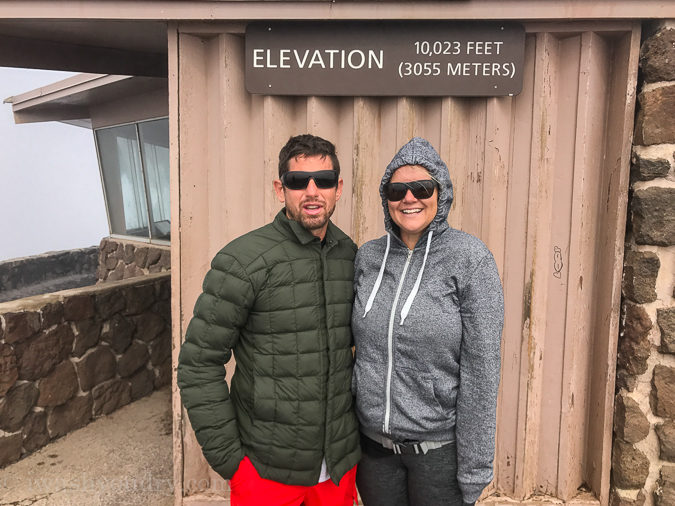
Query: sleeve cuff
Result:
<box><xmin>459</xmin><ymin>481</ymin><xmax>488</xmax><ymax>504</ymax></box>
<box><xmin>212</xmin><ymin>448</ymin><xmax>245</xmax><ymax>480</ymax></box>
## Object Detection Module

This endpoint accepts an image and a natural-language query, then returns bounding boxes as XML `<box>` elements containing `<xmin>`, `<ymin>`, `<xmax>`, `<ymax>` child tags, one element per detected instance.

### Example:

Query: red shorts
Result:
<box><xmin>230</xmin><ymin>456</ymin><xmax>357</xmax><ymax>506</ymax></box>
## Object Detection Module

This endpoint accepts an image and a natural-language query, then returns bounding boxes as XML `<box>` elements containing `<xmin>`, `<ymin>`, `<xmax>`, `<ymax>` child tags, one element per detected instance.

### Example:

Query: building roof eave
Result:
<box><xmin>6</xmin><ymin>74</ymin><xmax>167</xmax><ymax>126</ymax></box>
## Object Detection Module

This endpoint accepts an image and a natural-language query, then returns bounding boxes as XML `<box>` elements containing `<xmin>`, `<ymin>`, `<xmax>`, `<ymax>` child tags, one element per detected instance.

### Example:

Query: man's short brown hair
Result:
<box><xmin>278</xmin><ymin>134</ymin><xmax>341</xmax><ymax>178</ymax></box>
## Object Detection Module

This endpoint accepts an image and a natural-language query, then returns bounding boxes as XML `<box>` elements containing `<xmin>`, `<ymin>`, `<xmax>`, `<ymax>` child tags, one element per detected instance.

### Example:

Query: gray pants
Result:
<box><xmin>356</xmin><ymin>434</ymin><xmax>473</xmax><ymax>506</ymax></box>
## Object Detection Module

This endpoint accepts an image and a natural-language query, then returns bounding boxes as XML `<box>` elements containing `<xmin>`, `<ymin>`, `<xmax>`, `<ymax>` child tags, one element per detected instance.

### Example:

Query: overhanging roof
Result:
<box><xmin>0</xmin><ymin>20</ymin><xmax>167</xmax><ymax>76</ymax></box>
<box><xmin>4</xmin><ymin>74</ymin><xmax>167</xmax><ymax>128</ymax></box>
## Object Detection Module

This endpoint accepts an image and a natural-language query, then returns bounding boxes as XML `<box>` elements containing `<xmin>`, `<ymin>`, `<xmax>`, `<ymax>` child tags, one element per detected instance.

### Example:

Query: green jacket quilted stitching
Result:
<box><xmin>177</xmin><ymin>210</ymin><xmax>361</xmax><ymax>486</ymax></box>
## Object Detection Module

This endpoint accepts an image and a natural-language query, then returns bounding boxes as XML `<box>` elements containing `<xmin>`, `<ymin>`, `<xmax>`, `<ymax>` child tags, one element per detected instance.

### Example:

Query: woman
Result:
<box><xmin>352</xmin><ymin>137</ymin><xmax>504</xmax><ymax>506</ymax></box>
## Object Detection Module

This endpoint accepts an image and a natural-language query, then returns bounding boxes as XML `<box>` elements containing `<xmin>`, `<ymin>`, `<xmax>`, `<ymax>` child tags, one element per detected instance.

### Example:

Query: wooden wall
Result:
<box><xmin>169</xmin><ymin>21</ymin><xmax>640</xmax><ymax>505</ymax></box>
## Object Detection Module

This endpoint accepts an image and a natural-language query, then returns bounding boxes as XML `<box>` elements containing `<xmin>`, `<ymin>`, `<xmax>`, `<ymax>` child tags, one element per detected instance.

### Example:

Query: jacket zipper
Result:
<box><xmin>383</xmin><ymin>248</ymin><xmax>414</xmax><ymax>435</ymax></box>
<box><xmin>319</xmin><ymin>239</ymin><xmax>331</xmax><ymax>474</ymax></box>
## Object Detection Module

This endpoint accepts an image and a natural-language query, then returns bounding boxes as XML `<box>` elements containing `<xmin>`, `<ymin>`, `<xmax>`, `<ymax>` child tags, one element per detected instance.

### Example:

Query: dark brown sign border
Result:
<box><xmin>245</xmin><ymin>21</ymin><xmax>525</xmax><ymax>97</ymax></box>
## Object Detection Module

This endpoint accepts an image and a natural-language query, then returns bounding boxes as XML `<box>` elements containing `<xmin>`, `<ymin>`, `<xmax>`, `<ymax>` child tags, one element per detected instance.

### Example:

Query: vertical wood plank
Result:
<box><xmin>536</xmin><ymin>32</ymin><xmax>580</xmax><ymax>496</ymax></box>
<box><xmin>168</xmin><ymin>22</ymin><xmax>184</xmax><ymax>506</ymax></box>
<box><xmin>422</xmin><ymin>98</ymin><xmax>443</xmax><ymax>149</ymax></box>
<box><xmin>461</xmin><ymin>99</ymin><xmax>487</xmax><ymax>238</ymax></box>
<box><xmin>352</xmin><ymin>97</ymin><xmax>384</xmax><ymax>246</ymax></box>
<box><xmin>211</xmin><ymin>33</ymin><xmax>260</xmax><ymax>246</ymax></box>
<box><xmin>496</xmin><ymin>32</ymin><xmax>536</xmax><ymax>498</ymax></box>
<box><xmin>516</xmin><ymin>31</ymin><xmax>557</xmax><ymax>500</ymax></box>
<box><xmin>248</xmin><ymin>93</ymin><xmax>267</xmax><ymax>220</ymax></box>
<box><xmin>586</xmin><ymin>24</ymin><xmax>641</xmax><ymax>506</ymax></box>
<box><xmin>177</xmin><ymin>31</ymin><xmax>216</xmax><ymax>498</ymax></box>
<box><xmin>481</xmin><ymin>95</ymin><xmax>512</xmax><ymax>500</ymax></box>
<box><xmin>380</xmin><ymin>98</ymin><xmax>399</xmax><ymax>177</ymax></box>
<box><xmin>395</xmin><ymin>96</ymin><xmax>423</xmax><ymax>146</ymax></box>
<box><xmin>336</xmin><ymin>98</ymin><xmax>356</xmax><ymax>237</ymax></box>
<box><xmin>304</xmin><ymin>96</ymin><xmax>353</xmax><ymax>233</ymax></box>
<box><xmin>262</xmin><ymin>96</ymin><xmax>305</xmax><ymax>222</ymax></box>
<box><xmin>441</xmin><ymin>97</ymin><xmax>471</xmax><ymax>231</ymax></box>
<box><xmin>557</xmin><ymin>31</ymin><xmax>610</xmax><ymax>501</ymax></box>
<box><xmin>482</xmin><ymin>96</ymin><xmax>512</xmax><ymax>275</ymax></box>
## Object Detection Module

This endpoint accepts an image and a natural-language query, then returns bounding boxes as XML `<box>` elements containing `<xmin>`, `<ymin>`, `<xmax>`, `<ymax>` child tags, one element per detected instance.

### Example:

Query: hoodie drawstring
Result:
<box><xmin>399</xmin><ymin>230</ymin><xmax>433</xmax><ymax>325</ymax></box>
<box><xmin>363</xmin><ymin>233</ymin><xmax>390</xmax><ymax>317</ymax></box>
<box><xmin>362</xmin><ymin>230</ymin><xmax>433</xmax><ymax>325</ymax></box>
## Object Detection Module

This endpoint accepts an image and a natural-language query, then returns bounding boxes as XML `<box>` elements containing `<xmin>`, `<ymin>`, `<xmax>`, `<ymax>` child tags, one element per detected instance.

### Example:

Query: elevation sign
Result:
<box><xmin>245</xmin><ymin>21</ymin><xmax>525</xmax><ymax>96</ymax></box>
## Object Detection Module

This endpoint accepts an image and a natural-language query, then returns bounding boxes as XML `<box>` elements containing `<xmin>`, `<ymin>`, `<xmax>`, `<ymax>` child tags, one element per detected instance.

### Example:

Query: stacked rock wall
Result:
<box><xmin>0</xmin><ymin>272</ymin><xmax>171</xmax><ymax>468</ymax></box>
<box><xmin>612</xmin><ymin>22</ymin><xmax>675</xmax><ymax>506</ymax></box>
<box><xmin>97</xmin><ymin>237</ymin><xmax>170</xmax><ymax>282</ymax></box>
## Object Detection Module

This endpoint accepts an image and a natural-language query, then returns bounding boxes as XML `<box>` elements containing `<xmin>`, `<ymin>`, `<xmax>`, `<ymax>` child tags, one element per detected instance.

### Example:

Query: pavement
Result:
<box><xmin>0</xmin><ymin>387</ymin><xmax>174</xmax><ymax>506</ymax></box>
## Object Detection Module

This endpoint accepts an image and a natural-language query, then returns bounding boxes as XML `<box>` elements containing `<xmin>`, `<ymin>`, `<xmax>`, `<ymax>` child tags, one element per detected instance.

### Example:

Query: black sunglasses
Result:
<box><xmin>383</xmin><ymin>180</ymin><xmax>437</xmax><ymax>201</ymax></box>
<box><xmin>281</xmin><ymin>170</ymin><xmax>339</xmax><ymax>190</ymax></box>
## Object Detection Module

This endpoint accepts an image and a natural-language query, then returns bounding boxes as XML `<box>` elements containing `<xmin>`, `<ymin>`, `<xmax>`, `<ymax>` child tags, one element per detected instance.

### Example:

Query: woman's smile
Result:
<box><xmin>387</xmin><ymin>164</ymin><xmax>438</xmax><ymax>249</ymax></box>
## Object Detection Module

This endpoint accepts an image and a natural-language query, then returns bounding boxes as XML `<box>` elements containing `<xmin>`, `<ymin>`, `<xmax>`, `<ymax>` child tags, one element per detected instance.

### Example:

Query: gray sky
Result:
<box><xmin>0</xmin><ymin>67</ymin><xmax>108</xmax><ymax>262</ymax></box>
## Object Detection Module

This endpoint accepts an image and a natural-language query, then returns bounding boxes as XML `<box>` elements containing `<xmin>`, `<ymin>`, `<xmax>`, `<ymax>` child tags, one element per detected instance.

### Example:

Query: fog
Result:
<box><xmin>0</xmin><ymin>67</ymin><xmax>108</xmax><ymax>261</ymax></box>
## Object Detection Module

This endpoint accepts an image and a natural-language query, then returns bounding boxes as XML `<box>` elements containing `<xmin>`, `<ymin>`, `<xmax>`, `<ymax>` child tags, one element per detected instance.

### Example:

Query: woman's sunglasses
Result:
<box><xmin>281</xmin><ymin>170</ymin><xmax>339</xmax><ymax>190</ymax></box>
<box><xmin>383</xmin><ymin>179</ymin><xmax>438</xmax><ymax>201</ymax></box>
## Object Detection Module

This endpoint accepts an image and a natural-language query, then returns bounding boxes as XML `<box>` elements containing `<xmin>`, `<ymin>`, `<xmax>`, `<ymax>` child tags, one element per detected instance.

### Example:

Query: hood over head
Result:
<box><xmin>380</xmin><ymin>137</ymin><xmax>454</xmax><ymax>235</ymax></box>
<box><xmin>362</xmin><ymin>137</ymin><xmax>454</xmax><ymax>325</ymax></box>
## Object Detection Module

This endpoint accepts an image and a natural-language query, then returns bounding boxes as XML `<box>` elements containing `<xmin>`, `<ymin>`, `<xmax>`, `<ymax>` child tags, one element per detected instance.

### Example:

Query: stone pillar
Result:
<box><xmin>97</xmin><ymin>237</ymin><xmax>171</xmax><ymax>283</ymax></box>
<box><xmin>612</xmin><ymin>20</ymin><xmax>675</xmax><ymax>506</ymax></box>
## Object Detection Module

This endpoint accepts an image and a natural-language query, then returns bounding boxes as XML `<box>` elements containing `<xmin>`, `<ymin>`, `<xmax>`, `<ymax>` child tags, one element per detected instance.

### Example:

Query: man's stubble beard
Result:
<box><xmin>286</xmin><ymin>199</ymin><xmax>337</xmax><ymax>232</ymax></box>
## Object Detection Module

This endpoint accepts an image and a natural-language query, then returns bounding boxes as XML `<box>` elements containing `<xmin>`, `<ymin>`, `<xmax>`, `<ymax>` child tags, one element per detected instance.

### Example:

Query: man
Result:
<box><xmin>177</xmin><ymin>134</ymin><xmax>361</xmax><ymax>506</ymax></box>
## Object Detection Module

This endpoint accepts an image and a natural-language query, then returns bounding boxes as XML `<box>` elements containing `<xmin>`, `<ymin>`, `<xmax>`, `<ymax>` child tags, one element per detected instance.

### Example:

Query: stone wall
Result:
<box><xmin>612</xmin><ymin>22</ymin><xmax>675</xmax><ymax>506</ymax></box>
<box><xmin>0</xmin><ymin>248</ymin><xmax>98</xmax><ymax>303</ymax></box>
<box><xmin>97</xmin><ymin>237</ymin><xmax>170</xmax><ymax>282</ymax></box>
<box><xmin>0</xmin><ymin>272</ymin><xmax>171</xmax><ymax>468</ymax></box>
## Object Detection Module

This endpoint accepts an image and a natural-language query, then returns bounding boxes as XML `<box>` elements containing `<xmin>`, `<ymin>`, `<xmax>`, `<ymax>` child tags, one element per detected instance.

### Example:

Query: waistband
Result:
<box><xmin>360</xmin><ymin>427</ymin><xmax>454</xmax><ymax>456</ymax></box>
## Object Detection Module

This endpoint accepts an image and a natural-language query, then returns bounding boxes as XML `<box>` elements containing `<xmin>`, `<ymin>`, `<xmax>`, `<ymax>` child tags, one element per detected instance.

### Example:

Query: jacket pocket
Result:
<box><xmin>431</xmin><ymin>375</ymin><xmax>458</xmax><ymax>418</ymax></box>
<box><xmin>390</xmin><ymin>366</ymin><xmax>451</xmax><ymax>434</ymax></box>
<box><xmin>353</xmin><ymin>359</ymin><xmax>386</xmax><ymax>430</ymax></box>
<box><xmin>251</xmin><ymin>353</ymin><xmax>275</xmax><ymax>421</ymax></box>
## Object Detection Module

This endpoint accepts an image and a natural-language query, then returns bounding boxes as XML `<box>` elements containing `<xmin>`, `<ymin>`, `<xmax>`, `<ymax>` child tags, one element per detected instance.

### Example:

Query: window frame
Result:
<box><xmin>94</xmin><ymin>116</ymin><xmax>170</xmax><ymax>245</ymax></box>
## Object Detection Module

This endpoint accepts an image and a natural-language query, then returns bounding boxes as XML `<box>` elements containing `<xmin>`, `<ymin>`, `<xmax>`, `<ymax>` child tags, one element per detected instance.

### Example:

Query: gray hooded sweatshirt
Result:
<box><xmin>352</xmin><ymin>137</ymin><xmax>504</xmax><ymax>504</ymax></box>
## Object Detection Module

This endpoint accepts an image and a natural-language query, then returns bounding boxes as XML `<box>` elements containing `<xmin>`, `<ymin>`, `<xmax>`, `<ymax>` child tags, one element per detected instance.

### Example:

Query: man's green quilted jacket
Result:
<box><xmin>177</xmin><ymin>210</ymin><xmax>361</xmax><ymax>486</ymax></box>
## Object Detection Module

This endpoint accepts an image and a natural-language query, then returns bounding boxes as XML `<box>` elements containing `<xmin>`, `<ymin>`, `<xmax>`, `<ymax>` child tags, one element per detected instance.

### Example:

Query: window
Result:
<box><xmin>139</xmin><ymin>119</ymin><xmax>170</xmax><ymax>240</ymax></box>
<box><xmin>95</xmin><ymin>118</ymin><xmax>170</xmax><ymax>242</ymax></box>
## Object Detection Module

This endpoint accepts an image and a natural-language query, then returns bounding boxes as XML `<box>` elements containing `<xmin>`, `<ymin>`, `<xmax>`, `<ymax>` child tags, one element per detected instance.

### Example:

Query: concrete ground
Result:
<box><xmin>0</xmin><ymin>387</ymin><xmax>173</xmax><ymax>506</ymax></box>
